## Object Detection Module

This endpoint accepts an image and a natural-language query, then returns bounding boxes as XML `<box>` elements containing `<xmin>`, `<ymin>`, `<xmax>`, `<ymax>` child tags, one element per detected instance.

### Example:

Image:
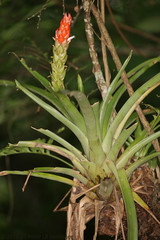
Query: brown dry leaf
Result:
<box><xmin>93</xmin><ymin>199</ymin><xmax>104</xmax><ymax>240</ymax></box>
<box><xmin>66</xmin><ymin>191</ymin><xmax>95</xmax><ymax>239</ymax></box>
<box><xmin>66</xmin><ymin>202</ymin><xmax>74</xmax><ymax>238</ymax></box>
<box><xmin>113</xmin><ymin>187</ymin><xmax>125</xmax><ymax>240</ymax></box>
<box><xmin>79</xmin><ymin>196</ymin><xmax>91</xmax><ymax>239</ymax></box>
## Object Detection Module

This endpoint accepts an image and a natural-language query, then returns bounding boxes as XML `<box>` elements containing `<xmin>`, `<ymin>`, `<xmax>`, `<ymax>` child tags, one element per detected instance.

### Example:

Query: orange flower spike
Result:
<box><xmin>55</xmin><ymin>13</ymin><xmax>72</xmax><ymax>44</ymax></box>
<box><xmin>51</xmin><ymin>13</ymin><xmax>73</xmax><ymax>91</ymax></box>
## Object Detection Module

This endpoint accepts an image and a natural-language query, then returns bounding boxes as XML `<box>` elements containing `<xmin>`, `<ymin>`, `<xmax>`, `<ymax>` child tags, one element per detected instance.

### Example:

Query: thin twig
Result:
<box><xmin>22</xmin><ymin>170</ymin><xmax>31</xmax><ymax>192</ymax></box>
<box><xmin>106</xmin><ymin>0</ymin><xmax>146</xmax><ymax>57</ymax></box>
<box><xmin>74</xmin><ymin>183</ymin><xmax>100</xmax><ymax>201</ymax></box>
<box><xmin>118</xmin><ymin>22</ymin><xmax>160</xmax><ymax>44</ymax></box>
<box><xmin>100</xmin><ymin>0</ymin><xmax>111</xmax><ymax>87</ymax></box>
<box><xmin>27</xmin><ymin>0</ymin><xmax>50</xmax><ymax>29</ymax></box>
<box><xmin>91</xmin><ymin>2</ymin><xmax>160</xmax><ymax>171</ymax></box>
<box><xmin>82</xmin><ymin>0</ymin><xmax>107</xmax><ymax>100</ymax></box>
<box><xmin>71</xmin><ymin>4</ymin><xmax>82</xmax><ymax>28</ymax></box>
<box><xmin>53</xmin><ymin>188</ymin><xmax>72</xmax><ymax>212</ymax></box>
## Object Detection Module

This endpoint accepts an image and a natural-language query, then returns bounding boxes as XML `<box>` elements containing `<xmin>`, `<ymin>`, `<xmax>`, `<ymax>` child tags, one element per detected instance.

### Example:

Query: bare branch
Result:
<box><xmin>82</xmin><ymin>0</ymin><xmax>108</xmax><ymax>99</ymax></box>
<box><xmin>106</xmin><ymin>0</ymin><xmax>146</xmax><ymax>57</ymax></box>
<box><xmin>100</xmin><ymin>0</ymin><xmax>111</xmax><ymax>87</ymax></box>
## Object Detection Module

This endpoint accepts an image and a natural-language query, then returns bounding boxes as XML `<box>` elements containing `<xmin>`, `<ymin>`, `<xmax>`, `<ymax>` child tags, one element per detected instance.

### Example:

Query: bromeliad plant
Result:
<box><xmin>0</xmin><ymin>13</ymin><xmax>160</xmax><ymax>239</ymax></box>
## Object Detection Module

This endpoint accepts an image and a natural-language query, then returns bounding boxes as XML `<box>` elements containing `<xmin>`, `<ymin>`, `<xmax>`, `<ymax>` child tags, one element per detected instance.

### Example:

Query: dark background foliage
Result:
<box><xmin>0</xmin><ymin>0</ymin><xmax>160</xmax><ymax>239</ymax></box>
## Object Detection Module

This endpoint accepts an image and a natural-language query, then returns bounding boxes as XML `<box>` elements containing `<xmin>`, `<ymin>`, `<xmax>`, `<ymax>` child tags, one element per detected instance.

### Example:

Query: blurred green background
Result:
<box><xmin>0</xmin><ymin>0</ymin><xmax>160</xmax><ymax>239</ymax></box>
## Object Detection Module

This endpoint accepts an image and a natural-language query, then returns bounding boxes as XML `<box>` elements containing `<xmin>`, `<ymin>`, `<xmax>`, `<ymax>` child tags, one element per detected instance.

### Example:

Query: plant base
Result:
<box><xmin>66</xmin><ymin>166</ymin><xmax>160</xmax><ymax>240</ymax></box>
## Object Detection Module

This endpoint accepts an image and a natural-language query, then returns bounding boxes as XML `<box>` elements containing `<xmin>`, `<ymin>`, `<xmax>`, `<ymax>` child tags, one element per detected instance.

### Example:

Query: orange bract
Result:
<box><xmin>55</xmin><ymin>13</ymin><xmax>72</xmax><ymax>44</ymax></box>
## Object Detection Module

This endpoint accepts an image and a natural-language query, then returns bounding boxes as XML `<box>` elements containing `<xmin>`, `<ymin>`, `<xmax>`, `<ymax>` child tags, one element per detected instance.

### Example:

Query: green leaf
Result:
<box><xmin>134</xmin><ymin>117</ymin><xmax>142</xmax><ymax>139</ymax></box>
<box><xmin>125</xmin><ymin>116</ymin><xmax>160</xmax><ymax>159</ymax></box>
<box><xmin>148</xmin><ymin>157</ymin><xmax>158</xmax><ymax>170</ymax></box>
<box><xmin>106</xmin><ymin>160</ymin><xmax>119</xmax><ymax>181</ymax></box>
<box><xmin>0</xmin><ymin>140</ymin><xmax>73</xmax><ymax>167</ymax></box>
<box><xmin>118</xmin><ymin>169</ymin><xmax>138</xmax><ymax>240</ymax></box>
<box><xmin>77</xmin><ymin>74</ymin><xmax>85</xmax><ymax>93</ymax></box>
<box><xmin>132</xmin><ymin>191</ymin><xmax>149</xmax><ymax>210</ymax></box>
<box><xmin>102</xmin><ymin>73</ymin><xmax>160</xmax><ymax>154</ymax></box>
<box><xmin>0</xmin><ymin>78</ymin><xmax>71</xmax><ymax>120</ymax></box>
<box><xmin>13</xmin><ymin>140</ymin><xmax>89</xmax><ymax>174</ymax></box>
<box><xmin>31</xmin><ymin>127</ymin><xmax>88</xmax><ymax>176</ymax></box>
<box><xmin>143</xmin><ymin>104</ymin><xmax>160</xmax><ymax>115</ymax></box>
<box><xmin>33</xmin><ymin>167</ymin><xmax>90</xmax><ymax>186</ymax></box>
<box><xmin>15</xmin><ymin>81</ymin><xmax>89</xmax><ymax>155</ymax></box>
<box><xmin>132</xmin><ymin>190</ymin><xmax>160</xmax><ymax>225</ymax></box>
<box><xmin>102</xmin><ymin>56</ymin><xmax>160</xmax><ymax>138</ymax></box>
<box><xmin>115</xmin><ymin>56</ymin><xmax>160</xmax><ymax>90</ymax></box>
<box><xmin>26</xmin><ymin>84</ymin><xmax>71</xmax><ymax>119</ymax></box>
<box><xmin>32</xmin><ymin>127</ymin><xmax>86</xmax><ymax>161</ymax></box>
<box><xmin>56</xmin><ymin>92</ymin><xmax>87</xmax><ymax>134</ymax></box>
<box><xmin>0</xmin><ymin>80</ymin><xmax>15</xmax><ymax>87</ymax></box>
<box><xmin>107</xmin><ymin>123</ymin><xmax>137</xmax><ymax>162</ymax></box>
<box><xmin>66</xmin><ymin>91</ymin><xmax>106</xmax><ymax>168</ymax></box>
<box><xmin>126</xmin><ymin>152</ymin><xmax>160</xmax><ymax>177</ymax></box>
<box><xmin>0</xmin><ymin>170</ymin><xmax>77</xmax><ymax>186</ymax></box>
<box><xmin>80</xmin><ymin>161</ymin><xmax>106</xmax><ymax>184</ymax></box>
<box><xmin>20</xmin><ymin>58</ymin><xmax>54</xmax><ymax>93</ymax></box>
<box><xmin>101</xmin><ymin>57</ymin><xmax>160</xmax><ymax>140</ymax></box>
<box><xmin>114</xmin><ymin>76</ymin><xmax>160</xmax><ymax>141</ymax></box>
<box><xmin>19</xmin><ymin>57</ymin><xmax>73</xmax><ymax>119</ymax></box>
<box><xmin>101</xmin><ymin>65</ymin><xmax>152</xmax><ymax>140</ymax></box>
<box><xmin>116</xmin><ymin>131</ymin><xmax>160</xmax><ymax>169</ymax></box>
<box><xmin>100</xmin><ymin>51</ymin><xmax>132</xmax><ymax>134</ymax></box>
<box><xmin>92</xmin><ymin>102</ymin><xmax>101</xmax><ymax>142</ymax></box>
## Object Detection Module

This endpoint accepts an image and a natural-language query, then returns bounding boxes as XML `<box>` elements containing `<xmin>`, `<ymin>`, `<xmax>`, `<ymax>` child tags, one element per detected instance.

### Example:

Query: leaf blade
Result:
<box><xmin>0</xmin><ymin>170</ymin><xmax>76</xmax><ymax>186</ymax></box>
<box><xmin>102</xmin><ymin>73</ymin><xmax>160</xmax><ymax>154</ymax></box>
<box><xmin>15</xmin><ymin>81</ymin><xmax>89</xmax><ymax>155</ymax></box>
<box><xmin>118</xmin><ymin>169</ymin><xmax>138</xmax><ymax>240</ymax></box>
<box><xmin>116</xmin><ymin>131</ymin><xmax>160</xmax><ymax>169</ymax></box>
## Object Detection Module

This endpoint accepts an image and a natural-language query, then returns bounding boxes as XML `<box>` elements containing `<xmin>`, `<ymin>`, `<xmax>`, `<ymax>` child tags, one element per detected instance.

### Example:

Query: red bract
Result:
<box><xmin>55</xmin><ymin>13</ymin><xmax>72</xmax><ymax>44</ymax></box>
